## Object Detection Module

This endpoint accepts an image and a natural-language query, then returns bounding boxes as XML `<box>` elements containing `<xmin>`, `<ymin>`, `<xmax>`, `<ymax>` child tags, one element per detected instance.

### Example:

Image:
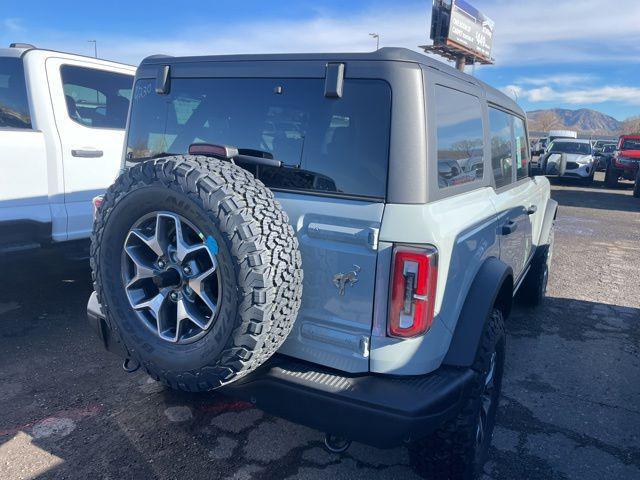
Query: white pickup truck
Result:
<box><xmin>0</xmin><ymin>43</ymin><xmax>135</xmax><ymax>254</ymax></box>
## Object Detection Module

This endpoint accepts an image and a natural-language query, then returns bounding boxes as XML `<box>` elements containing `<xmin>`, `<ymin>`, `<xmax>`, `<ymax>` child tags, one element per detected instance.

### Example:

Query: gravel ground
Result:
<box><xmin>1</xmin><ymin>172</ymin><xmax>639</xmax><ymax>479</ymax></box>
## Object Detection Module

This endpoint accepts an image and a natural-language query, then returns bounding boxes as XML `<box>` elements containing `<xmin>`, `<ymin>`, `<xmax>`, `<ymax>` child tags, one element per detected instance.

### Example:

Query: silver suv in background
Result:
<box><xmin>539</xmin><ymin>138</ymin><xmax>596</xmax><ymax>184</ymax></box>
<box><xmin>87</xmin><ymin>48</ymin><xmax>556</xmax><ymax>479</ymax></box>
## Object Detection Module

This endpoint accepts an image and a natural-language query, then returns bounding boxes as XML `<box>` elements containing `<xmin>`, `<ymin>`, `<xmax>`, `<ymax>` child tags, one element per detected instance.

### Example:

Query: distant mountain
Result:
<box><xmin>527</xmin><ymin>108</ymin><xmax>622</xmax><ymax>135</ymax></box>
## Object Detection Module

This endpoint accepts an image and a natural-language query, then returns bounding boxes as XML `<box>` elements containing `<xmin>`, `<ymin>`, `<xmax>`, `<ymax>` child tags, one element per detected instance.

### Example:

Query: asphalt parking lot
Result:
<box><xmin>1</xmin><ymin>172</ymin><xmax>639</xmax><ymax>480</ymax></box>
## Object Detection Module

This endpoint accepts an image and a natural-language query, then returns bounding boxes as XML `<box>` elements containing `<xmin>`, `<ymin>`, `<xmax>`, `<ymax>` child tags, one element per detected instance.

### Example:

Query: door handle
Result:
<box><xmin>502</xmin><ymin>220</ymin><xmax>518</xmax><ymax>235</ymax></box>
<box><xmin>72</xmin><ymin>149</ymin><xmax>103</xmax><ymax>158</ymax></box>
<box><xmin>527</xmin><ymin>205</ymin><xmax>538</xmax><ymax>215</ymax></box>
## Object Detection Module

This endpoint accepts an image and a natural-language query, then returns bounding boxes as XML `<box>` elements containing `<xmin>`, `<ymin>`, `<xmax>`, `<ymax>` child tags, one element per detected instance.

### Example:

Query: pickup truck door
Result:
<box><xmin>0</xmin><ymin>57</ymin><xmax>50</xmax><ymax>248</ymax></box>
<box><xmin>45</xmin><ymin>58</ymin><xmax>133</xmax><ymax>240</ymax></box>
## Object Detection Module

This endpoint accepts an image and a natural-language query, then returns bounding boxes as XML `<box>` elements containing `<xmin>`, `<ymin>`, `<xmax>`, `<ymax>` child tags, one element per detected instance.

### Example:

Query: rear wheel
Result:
<box><xmin>409</xmin><ymin>309</ymin><xmax>505</xmax><ymax>480</ymax></box>
<box><xmin>604</xmin><ymin>164</ymin><xmax>619</xmax><ymax>188</ymax></box>
<box><xmin>633</xmin><ymin>170</ymin><xmax>640</xmax><ymax>198</ymax></box>
<box><xmin>91</xmin><ymin>155</ymin><xmax>303</xmax><ymax>391</ymax></box>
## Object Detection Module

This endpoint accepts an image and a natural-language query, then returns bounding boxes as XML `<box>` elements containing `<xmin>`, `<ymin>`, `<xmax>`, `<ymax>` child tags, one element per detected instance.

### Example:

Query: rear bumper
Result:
<box><xmin>87</xmin><ymin>292</ymin><xmax>473</xmax><ymax>448</ymax></box>
<box><xmin>223</xmin><ymin>356</ymin><xmax>474</xmax><ymax>448</ymax></box>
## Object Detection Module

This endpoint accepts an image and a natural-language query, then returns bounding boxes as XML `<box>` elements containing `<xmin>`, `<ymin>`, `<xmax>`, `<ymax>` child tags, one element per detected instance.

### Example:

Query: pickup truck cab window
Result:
<box><xmin>61</xmin><ymin>65</ymin><xmax>132</xmax><ymax>129</ymax></box>
<box><xmin>0</xmin><ymin>57</ymin><xmax>31</xmax><ymax>129</ymax></box>
<box><xmin>434</xmin><ymin>85</ymin><xmax>484</xmax><ymax>189</ymax></box>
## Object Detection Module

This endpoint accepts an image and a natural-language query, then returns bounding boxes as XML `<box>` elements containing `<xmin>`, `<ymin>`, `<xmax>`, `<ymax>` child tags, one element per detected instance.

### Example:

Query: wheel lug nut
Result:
<box><xmin>158</xmin><ymin>260</ymin><xmax>166</xmax><ymax>269</ymax></box>
<box><xmin>183</xmin><ymin>266</ymin><xmax>191</xmax><ymax>275</ymax></box>
<box><xmin>170</xmin><ymin>292</ymin><xmax>178</xmax><ymax>301</ymax></box>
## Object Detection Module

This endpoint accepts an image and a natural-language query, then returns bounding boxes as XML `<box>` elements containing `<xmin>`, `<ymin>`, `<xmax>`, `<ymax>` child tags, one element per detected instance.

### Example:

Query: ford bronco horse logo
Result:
<box><xmin>333</xmin><ymin>265</ymin><xmax>361</xmax><ymax>296</ymax></box>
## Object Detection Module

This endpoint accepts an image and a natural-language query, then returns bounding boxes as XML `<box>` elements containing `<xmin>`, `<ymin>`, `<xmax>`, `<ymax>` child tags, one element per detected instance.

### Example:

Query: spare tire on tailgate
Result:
<box><xmin>91</xmin><ymin>155</ymin><xmax>303</xmax><ymax>391</ymax></box>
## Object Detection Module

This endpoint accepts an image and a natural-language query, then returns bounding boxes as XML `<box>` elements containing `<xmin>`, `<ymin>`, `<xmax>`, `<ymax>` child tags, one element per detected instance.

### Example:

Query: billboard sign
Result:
<box><xmin>430</xmin><ymin>0</ymin><xmax>494</xmax><ymax>63</ymax></box>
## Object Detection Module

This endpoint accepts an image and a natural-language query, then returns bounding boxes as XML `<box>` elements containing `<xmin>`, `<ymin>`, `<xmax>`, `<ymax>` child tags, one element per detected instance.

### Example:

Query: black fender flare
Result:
<box><xmin>538</xmin><ymin>198</ymin><xmax>558</xmax><ymax>247</ymax></box>
<box><xmin>443</xmin><ymin>257</ymin><xmax>513</xmax><ymax>367</ymax></box>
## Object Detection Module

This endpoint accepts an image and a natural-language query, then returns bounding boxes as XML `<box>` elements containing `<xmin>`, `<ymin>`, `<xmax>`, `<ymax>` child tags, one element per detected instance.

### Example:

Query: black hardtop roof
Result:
<box><xmin>140</xmin><ymin>47</ymin><xmax>522</xmax><ymax>116</ymax></box>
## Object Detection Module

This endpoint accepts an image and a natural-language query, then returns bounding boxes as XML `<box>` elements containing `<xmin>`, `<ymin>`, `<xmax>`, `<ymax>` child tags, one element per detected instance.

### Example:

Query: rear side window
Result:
<box><xmin>513</xmin><ymin>116</ymin><xmax>530</xmax><ymax>180</ymax></box>
<box><xmin>488</xmin><ymin>108</ymin><xmax>513</xmax><ymax>188</ymax></box>
<box><xmin>127</xmin><ymin>77</ymin><xmax>392</xmax><ymax>198</ymax></box>
<box><xmin>61</xmin><ymin>65</ymin><xmax>132</xmax><ymax>129</ymax></box>
<box><xmin>0</xmin><ymin>57</ymin><xmax>31</xmax><ymax>129</ymax></box>
<box><xmin>434</xmin><ymin>85</ymin><xmax>484</xmax><ymax>189</ymax></box>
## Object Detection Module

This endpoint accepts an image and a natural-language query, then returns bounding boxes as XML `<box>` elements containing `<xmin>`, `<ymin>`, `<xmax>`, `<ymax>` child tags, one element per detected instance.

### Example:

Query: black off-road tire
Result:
<box><xmin>633</xmin><ymin>171</ymin><xmax>640</xmax><ymax>198</ymax></box>
<box><xmin>409</xmin><ymin>309</ymin><xmax>505</xmax><ymax>480</ymax></box>
<box><xmin>604</xmin><ymin>164</ymin><xmax>619</xmax><ymax>188</ymax></box>
<box><xmin>91</xmin><ymin>155</ymin><xmax>303</xmax><ymax>391</ymax></box>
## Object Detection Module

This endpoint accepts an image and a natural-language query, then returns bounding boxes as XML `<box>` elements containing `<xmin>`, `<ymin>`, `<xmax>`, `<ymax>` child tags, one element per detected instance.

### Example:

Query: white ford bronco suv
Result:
<box><xmin>0</xmin><ymin>44</ymin><xmax>134</xmax><ymax>254</ymax></box>
<box><xmin>87</xmin><ymin>48</ymin><xmax>556</xmax><ymax>479</ymax></box>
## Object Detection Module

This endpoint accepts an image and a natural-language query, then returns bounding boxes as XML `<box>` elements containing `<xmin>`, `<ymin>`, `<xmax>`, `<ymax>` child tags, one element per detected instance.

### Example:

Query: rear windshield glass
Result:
<box><xmin>126</xmin><ymin>77</ymin><xmax>391</xmax><ymax>198</ymax></box>
<box><xmin>621</xmin><ymin>139</ymin><xmax>640</xmax><ymax>150</ymax></box>
<box><xmin>549</xmin><ymin>141</ymin><xmax>590</xmax><ymax>155</ymax></box>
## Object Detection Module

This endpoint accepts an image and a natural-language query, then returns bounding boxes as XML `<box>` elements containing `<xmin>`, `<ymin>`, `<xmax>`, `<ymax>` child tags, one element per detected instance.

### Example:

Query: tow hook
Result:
<box><xmin>323</xmin><ymin>433</ymin><xmax>351</xmax><ymax>454</ymax></box>
<box><xmin>122</xmin><ymin>357</ymin><xmax>140</xmax><ymax>373</ymax></box>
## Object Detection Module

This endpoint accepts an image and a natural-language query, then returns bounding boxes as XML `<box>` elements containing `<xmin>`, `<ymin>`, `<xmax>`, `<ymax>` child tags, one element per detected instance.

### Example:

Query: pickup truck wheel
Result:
<box><xmin>409</xmin><ymin>309</ymin><xmax>505</xmax><ymax>480</ymax></box>
<box><xmin>633</xmin><ymin>171</ymin><xmax>640</xmax><ymax>198</ymax></box>
<box><xmin>91</xmin><ymin>155</ymin><xmax>303</xmax><ymax>391</ymax></box>
<box><xmin>604</xmin><ymin>164</ymin><xmax>618</xmax><ymax>188</ymax></box>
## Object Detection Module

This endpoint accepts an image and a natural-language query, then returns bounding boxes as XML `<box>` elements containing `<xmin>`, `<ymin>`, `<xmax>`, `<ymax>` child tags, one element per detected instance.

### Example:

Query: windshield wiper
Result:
<box><xmin>188</xmin><ymin>143</ymin><xmax>282</xmax><ymax>168</ymax></box>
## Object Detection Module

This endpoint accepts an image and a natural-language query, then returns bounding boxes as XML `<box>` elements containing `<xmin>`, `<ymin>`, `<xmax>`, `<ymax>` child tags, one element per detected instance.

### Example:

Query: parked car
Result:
<box><xmin>593</xmin><ymin>139</ymin><xmax>615</xmax><ymax>154</ymax></box>
<box><xmin>539</xmin><ymin>138</ymin><xmax>596</xmax><ymax>184</ymax></box>
<box><xmin>604</xmin><ymin>135</ymin><xmax>640</xmax><ymax>188</ymax></box>
<box><xmin>594</xmin><ymin>143</ymin><xmax>616</xmax><ymax>171</ymax></box>
<box><xmin>87</xmin><ymin>47</ymin><xmax>556</xmax><ymax>479</ymax></box>
<box><xmin>0</xmin><ymin>43</ymin><xmax>135</xmax><ymax>255</ymax></box>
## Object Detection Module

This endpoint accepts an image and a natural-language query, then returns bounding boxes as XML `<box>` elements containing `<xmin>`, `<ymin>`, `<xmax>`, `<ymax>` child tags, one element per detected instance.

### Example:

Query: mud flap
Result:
<box><xmin>87</xmin><ymin>292</ymin><xmax>129</xmax><ymax>359</ymax></box>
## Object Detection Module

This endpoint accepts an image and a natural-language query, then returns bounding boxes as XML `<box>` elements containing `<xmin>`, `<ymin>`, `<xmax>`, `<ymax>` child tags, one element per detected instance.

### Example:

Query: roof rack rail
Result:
<box><xmin>9</xmin><ymin>43</ymin><xmax>36</xmax><ymax>50</ymax></box>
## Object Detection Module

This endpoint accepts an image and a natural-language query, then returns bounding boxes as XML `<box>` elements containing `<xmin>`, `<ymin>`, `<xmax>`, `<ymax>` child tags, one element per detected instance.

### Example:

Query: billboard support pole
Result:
<box><xmin>455</xmin><ymin>56</ymin><xmax>466</xmax><ymax>72</ymax></box>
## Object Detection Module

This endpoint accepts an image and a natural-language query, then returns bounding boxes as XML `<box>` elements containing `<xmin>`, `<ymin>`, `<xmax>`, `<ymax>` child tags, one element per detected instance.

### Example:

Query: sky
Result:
<box><xmin>2</xmin><ymin>0</ymin><xmax>639</xmax><ymax>120</ymax></box>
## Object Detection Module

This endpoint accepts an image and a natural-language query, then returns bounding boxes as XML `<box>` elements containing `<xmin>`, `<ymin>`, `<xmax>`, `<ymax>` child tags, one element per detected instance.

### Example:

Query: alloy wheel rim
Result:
<box><xmin>121</xmin><ymin>211</ymin><xmax>221</xmax><ymax>344</ymax></box>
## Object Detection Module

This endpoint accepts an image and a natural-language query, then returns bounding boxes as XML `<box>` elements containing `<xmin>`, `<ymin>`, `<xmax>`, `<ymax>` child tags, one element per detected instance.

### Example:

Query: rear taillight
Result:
<box><xmin>388</xmin><ymin>246</ymin><xmax>438</xmax><ymax>338</ymax></box>
<box><xmin>92</xmin><ymin>195</ymin><xmax>104</xmax><ymax>219</ymax></box>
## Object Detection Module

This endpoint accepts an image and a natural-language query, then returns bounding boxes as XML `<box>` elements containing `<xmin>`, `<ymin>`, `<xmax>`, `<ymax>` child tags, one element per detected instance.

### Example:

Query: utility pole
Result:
<box><xmin>369</xmin><ymin>33</ymin><xmax>380</xmax><ymax>51</ymax></box>
<box><xmin>88</xmin><ymin>40</ymin><xmax>97</xmax><ymax>58</ymax></box>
